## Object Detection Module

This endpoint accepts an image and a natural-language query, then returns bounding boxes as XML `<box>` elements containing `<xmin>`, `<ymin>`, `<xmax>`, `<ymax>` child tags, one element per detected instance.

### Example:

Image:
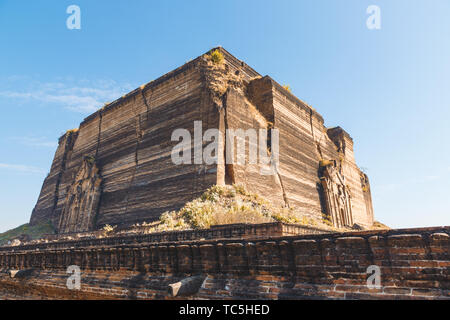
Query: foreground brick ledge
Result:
<box><xmin>0</xmin><ymin>225</ymin><xmax>448</xmax><ymax>300</ymax></box>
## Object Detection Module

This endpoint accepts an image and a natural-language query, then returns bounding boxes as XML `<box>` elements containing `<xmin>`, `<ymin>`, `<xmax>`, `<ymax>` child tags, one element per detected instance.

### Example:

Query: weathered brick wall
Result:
<box><xmin>0</xmin><ymin>227</ymin><xmax>448</xmax><ymax>300</ymax></box>
<box><xmin>222</xmin><ymin>86</ymin><xmax>286</xmax><ymax>207</ymax></box>
<box><xmin>272</xmin><ymin>79</ymin><xmax>373</xmax><ymax>228</ymax></box>
<box><xmin>241</xmin><ymin>76</ymin><xmax>374</xmax><ymax>228</ymax></box>
<box><xmin>30</xmin><ymin>48</ymin><xmax>263</xmax><ymax>233</ymax></box>
<box><xmin>31</xmin><ymin>55</ymin><xmax>219</xmax><ymax>232</ymax></box>
<box><xmin>30</xmin><ymin>47</ymin><xmax>373</xmax><ymax>233</ymax></box>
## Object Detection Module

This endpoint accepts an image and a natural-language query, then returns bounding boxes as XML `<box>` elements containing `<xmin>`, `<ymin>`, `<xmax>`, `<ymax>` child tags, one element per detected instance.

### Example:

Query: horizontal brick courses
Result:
<box><xmin>0</xmin><ymin>226</ymin><xmax>448</xmax><ymax>299</ymax></box>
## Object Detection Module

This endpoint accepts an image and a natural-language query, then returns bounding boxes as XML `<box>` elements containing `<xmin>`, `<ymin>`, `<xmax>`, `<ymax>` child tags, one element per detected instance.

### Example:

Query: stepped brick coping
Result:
<box><xmin>0</xmin><ymin>225</ymin><xmax>448</xmax><ymax>300</ymax></box>
<box><xmin>0</xmin><ymin>224</ymin><xmax>448</xmax><ymax>255</ymax></box>
<box><xmin>0</xmin><ymin>222</ymin><xmax>333</xmax><ymax>252</ymax></box>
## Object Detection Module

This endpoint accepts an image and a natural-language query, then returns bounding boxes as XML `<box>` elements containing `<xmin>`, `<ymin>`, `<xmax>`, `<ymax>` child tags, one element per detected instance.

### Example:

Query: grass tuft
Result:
<box><xmin>372</xmin><ymin>221</ymin><xmax>390</xmax><ymax>230</ymax></box>
<box><xmin>210</xmin><ymin>49</ymin><xmax>224</xmax><ymax>65</ymax></box>
<box><xmin>282</xmin><ymin>85</ymin><xmax>291</xmax><ymax>92</ymax></box>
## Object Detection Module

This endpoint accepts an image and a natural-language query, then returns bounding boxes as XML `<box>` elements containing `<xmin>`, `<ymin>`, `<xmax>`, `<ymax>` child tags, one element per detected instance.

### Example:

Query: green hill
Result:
<box><xmin>0</xmin><ymin>221</ymin><xmax>55</xmax><ymax>246</ymax></box>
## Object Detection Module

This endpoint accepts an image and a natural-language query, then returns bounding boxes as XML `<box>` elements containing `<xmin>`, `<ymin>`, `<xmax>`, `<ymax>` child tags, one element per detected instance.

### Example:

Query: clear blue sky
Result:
<box><xmin>0</xmin><ymin>0</ymin><xmax>449</xmax><ymax>232</ymax></box>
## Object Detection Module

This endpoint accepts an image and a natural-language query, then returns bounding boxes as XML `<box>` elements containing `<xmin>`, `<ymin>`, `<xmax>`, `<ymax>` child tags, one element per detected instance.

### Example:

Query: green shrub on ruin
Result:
<box><xmin>282</xmin><ymin>85</ymin><xmax>291</xmax><ymax>92</ymax></box>
<box><xmin>210</xmin><ymin>49</ymin><xmax>224</xmax><ymax>64</ymax></box>
<box><xmin>372</xmin><ymin>221</ymin><xmax>390</xmax><ymax>230</ymax></box>
<box><xmin>180</xmin><ymin>199</ymin><xmax>216</xmax><ymax>229</ymax></box>
<box><xmin>102</xmin><ymin>224</ymin><xmax>116</xmax><ymax>234</ymax></box>
<box><xmin>85</xmin><ymin>155</ymin><xmax>96</xmax><ymax>165</ymax></box>
<box><xmin>233</xmin><ymin>184</ymin><xmax>249</xmax><ymax>196</ymax></box>
<box><xmin>159</xmin><ymin>212</ymin><xmax>189</xmax><ymax>231</ymax></box>
<box><xmin>201</xmin><ymin>184</ymin><xmax>226</xmax><ymax>202</ymax></box>
<box><xmin>322</xmin><ymin>217</ymin><xmax>333</xmax><ymax>227</ymax></box>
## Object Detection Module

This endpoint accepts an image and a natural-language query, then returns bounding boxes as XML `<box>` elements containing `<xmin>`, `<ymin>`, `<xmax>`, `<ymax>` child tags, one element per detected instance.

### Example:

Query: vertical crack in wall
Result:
<box><xmin>310</xmin><ymin>109</ymin><xmax>331</xmax><ymax>224</ymax></box>
<box><xmin>277</xmin><ymin>169</ymin><xmax>290</xmax><ymax>208</ymax></box>
<box><xmin>91</xmin><ymin>111</ymin><xmax>103</xmax><ymax>229</ymax></box>
<box><xmin>124</xmin><ymin>97</ymin><xmax>143</xmax><ymax>216</ymax></box>
<box><xmin>199</xmin><ymin>90</ymin><xmax>213</xmax><ymax>192</ymax></box>
<box><xmin>95</xmin><ymin>111</ymin><xmax>103</xmax><ymax>158</ymax></box>
<box><xmin>275</xmin><ymin>164</ymin><xmax>290</xmax><ymax>208</ymax></box>
<box><xmin>310</xmin><ymin>108</ymin><xmax>324</xmax><ymax>166</ymax></box>
<box><xmin>270</xmin><ymin>92</ymin><xmax>289</xmax><ymax>208</ymax></box>
<box><xmin>309</xmin><ymin>109</ymin><xmax>316</xmax><ymax>142</ymax></box>
<box><xmin>316</xmin><ymin>140</ymin><xmax>324</xmax><ymax>160</ymax></box>
<box><xmin>222</xmin><ymin>92</ymin><xmax>235</xmax><ymax>185</ymax></box>
<box><xmin>141</xmin><ymin>88</ymin><xmax>153</xmax><ymax>122</ymax></box>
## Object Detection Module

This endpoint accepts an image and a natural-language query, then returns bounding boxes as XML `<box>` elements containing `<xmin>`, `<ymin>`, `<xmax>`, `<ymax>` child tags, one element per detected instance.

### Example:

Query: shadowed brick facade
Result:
<box><xmin>30</xmin><ymin>48</ymin><xmax>374</xmax><ymax>234</ymax></box>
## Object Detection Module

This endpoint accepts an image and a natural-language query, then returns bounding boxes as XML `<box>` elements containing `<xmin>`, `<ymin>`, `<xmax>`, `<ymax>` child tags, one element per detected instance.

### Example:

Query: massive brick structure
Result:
<box><xmin>30</xmin><ymin>48</ymin><xmax>374</xmax><ymax>234</ymax></box>
<box><xmin>5</xmin><ymin>49</ymin><xmax>447</xmax><ymax>301</ymax></box>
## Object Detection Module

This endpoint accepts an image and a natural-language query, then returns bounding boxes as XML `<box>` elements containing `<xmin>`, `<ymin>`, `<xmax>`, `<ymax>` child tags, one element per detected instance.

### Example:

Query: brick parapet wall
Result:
<box><xmin>0</xmin><ymin>226</ymin><xmax>448</xmax><ymax>300</ymax></box>
<box><xmin>0</xmin><ymin>222</ymin><xmax>330</xmax><ymax>252</ymax></box>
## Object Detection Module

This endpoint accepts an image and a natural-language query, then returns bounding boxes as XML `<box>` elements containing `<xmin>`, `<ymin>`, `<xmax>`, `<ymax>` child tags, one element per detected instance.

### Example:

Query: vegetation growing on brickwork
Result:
<box><xmin>66</xmin><ymin>128</ymin><xmax>78</xmax><ymax>134</ymax></box>
<box><xmin>321</xmin><ymin>213</ymin><xmax>334</xmax><ymax>227</ymax></box>
<box><xmin>372</xmin><ymin>221</ymin><xmax>390</xmax><ymax>230</ymax></box>
<box><xmin>61</xmin><ymin>128</ymin><xmax>78</xmax><ymax>138</ymax></box>
<box><xmin>125</xmin><ymin>185</ymin><xmax>340</xmax><ymax>234</ymax></box>
<box><xmin>101</xmin><ymin>224</ymin><xmax>116</xmax><ymax>234</ymax></box>
<box><xmin>319</xmin><ymin>159</ymin><xmax>334</xmax><ymax>167</ymax></box>
<box><xmin>84</xmin><ymin>155</ymin><xmax>96</xmax><ymax>165</ymax></box>
<box><xmin>282</xmin><ymin>85</ymin><xmax>291</xmax><ymax>92</ymax></box>
<box><xmin>0</xmin><ymin>221</ymin><xmax>55</xmax><ymax>246</ymax></box>
<box><xmin>210</xmin><ymin>49</ymin><xmax>224</xmax><ymax>65</ymax></box>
